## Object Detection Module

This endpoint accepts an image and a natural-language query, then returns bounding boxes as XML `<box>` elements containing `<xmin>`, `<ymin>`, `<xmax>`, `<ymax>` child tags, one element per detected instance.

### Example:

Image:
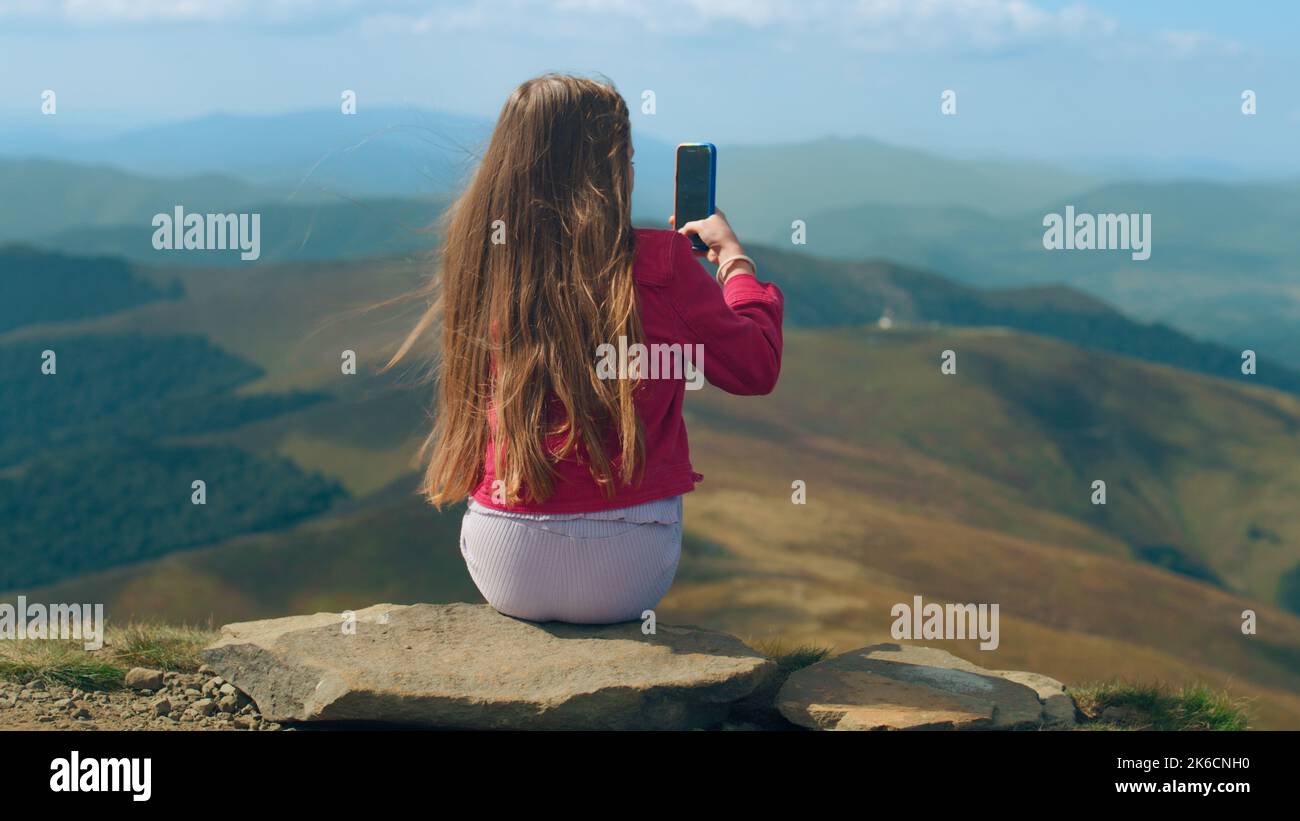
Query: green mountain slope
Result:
<box><xmin>0</xmin><ymin>244</ymin><xmax>176</xmax><ymax>333</ymax></box>
<box><xmin>23</xmin><ymin>220</ymin><xmax>1295</xmax><ymax>397</ymax></box>
<box><xmin>717</xmin><ymin>136</ymin><xmax>1101</xmax><ymax>237</ymax></box>
<box><xmin>12</xmin><ymin>149</ymin><xmax>1294</xmax><ymax>366</ymax></box>
<box><xmin>20</xmin><ymin>323</ymin><xmax>1300</xmax><ymax>728</ymax></box>
<box><xmin>42</xmin><ymin>197</ymin><xmax>444</xmax><ymax>267</ymax></box>
<box><xmin>0</xmin><ymin>158</ymin><xmax>308</xmax><ymax>243</ymax></box>
<box><xmin>7</xmin><ymin>246</ymin><xmax>1300</xmax><ymax>726</ymax></box>
<box><xmin>752</xmin><ymin>244</ymin><xmax>1300</xmax><ymax>395</ymax></box>
<box><xmin>775</xmin><ymin>180</ymin><xmax>1300</xmax><ymax>362</ymax></box>
<box><xmin>1</xmin><ymin>120</ymin><xmax>1097</xmax><ymax>227</ymax></box>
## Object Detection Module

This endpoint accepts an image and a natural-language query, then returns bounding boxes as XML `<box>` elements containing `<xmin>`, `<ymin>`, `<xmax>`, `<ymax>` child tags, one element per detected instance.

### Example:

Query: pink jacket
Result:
<box><xmin>470</xmin><ymin>228</ymin><xmax>784</xmax><ymax>513</ymax></box>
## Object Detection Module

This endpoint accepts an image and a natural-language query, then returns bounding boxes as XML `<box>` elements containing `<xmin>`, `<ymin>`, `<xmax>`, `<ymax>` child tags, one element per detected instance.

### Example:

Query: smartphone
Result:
<box><xmin>674</xmin><ymin>143</ymin><xmax>716</xmax><ymax>253</ymax></box>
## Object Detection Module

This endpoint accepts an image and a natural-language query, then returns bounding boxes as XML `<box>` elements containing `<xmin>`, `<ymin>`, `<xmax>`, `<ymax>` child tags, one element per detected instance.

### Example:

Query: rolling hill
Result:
<box><xmin>753</xmin><ymin>244</ymin><xmax>1300</xmax><ymax>396</ymax></box>
<box><xmin>776</xmin><ymin>180</ymin><xmax>1300</xmax><ymax>363</ymax></box>
<box><xmin>19</xmin><ymin>322</ymin><xmax>1300</xmax><ymax>729</ymax></box>
<box><xmin>716</xmin><ymin>136</ymin><xmax>1101</xmax><ymax>231</ymax></box>
<box><xmin>6</xmin><ymin>243</ymin><xmax>1300</xmax><ymax>727</ymax></box>
<box><xmin>0</xmin><ymin>158</ymin><xmax>311</xmax><ymax>243</ymax></box>
<box><xmin>16</xmin><ymin>147</ymin><xmax>1296</xmax><ymax>372</ymax></box>
<box><xmin>20</xmin><ymin>214</ymin><xmax>1299</xmax><ymax>398</ymax></box>
<box><xmin>8</xmin><ymin>128</ymin><xmax>1297</xmax><ymax>367</ymax></box>
<box><xmin>1</xmin><ymin>117</ymin><xmax>1100</xmax><ymax>239</ymax></box>
<box><xmin>40</xmin><ymin>197</ymin><xmax>446</xmax><ymax>267</ymax></box>
<box><xmin>0</xmin><ymin>108</ymin><xmax>490</xmax><ymax>201</ymax></box>
<box><xmin>0</xmin><ymin>244</ymin><xmax>177</xmax><ymax>332</ymax></box>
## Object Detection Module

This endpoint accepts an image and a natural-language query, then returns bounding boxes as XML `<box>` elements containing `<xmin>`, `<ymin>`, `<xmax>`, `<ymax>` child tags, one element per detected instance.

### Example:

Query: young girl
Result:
<box><xmin>391</xmin><ymin>74</ymin><xmax>784</xmax><ymax>624</ymax></box>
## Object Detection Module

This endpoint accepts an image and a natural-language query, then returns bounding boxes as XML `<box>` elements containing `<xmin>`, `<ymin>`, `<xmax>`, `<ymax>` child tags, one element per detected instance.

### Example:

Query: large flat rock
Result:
<box><xmin>777</xmin><ymin>643</ymin><xmax>1076</xmax><ymax>730</ymax></box>
<box><xmin>201</xmin><ymin>603</ymin><xmax>775</xmax><ymax>730</ymax></box>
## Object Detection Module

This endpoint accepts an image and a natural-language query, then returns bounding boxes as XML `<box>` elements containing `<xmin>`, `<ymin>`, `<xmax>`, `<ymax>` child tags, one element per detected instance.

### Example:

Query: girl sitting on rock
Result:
<box><xmin>390</xmin><ymin>74</ymin><xmax>784</xmax><ymax>624</ymax></box>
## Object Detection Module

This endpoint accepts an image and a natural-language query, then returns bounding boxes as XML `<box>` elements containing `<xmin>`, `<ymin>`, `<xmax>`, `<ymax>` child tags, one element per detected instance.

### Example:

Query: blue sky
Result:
<box><xmin>2</xmin><ymin>0</ymin><xmax>1298</xmax><ymax>175</ymax></box>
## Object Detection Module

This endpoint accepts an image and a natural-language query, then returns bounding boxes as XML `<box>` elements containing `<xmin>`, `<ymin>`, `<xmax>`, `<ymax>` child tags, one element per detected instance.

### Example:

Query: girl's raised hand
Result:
<box><xmin>669</xmin><ymin>209</ymin><xmax>744</xmax><ymax>264</ymax></box>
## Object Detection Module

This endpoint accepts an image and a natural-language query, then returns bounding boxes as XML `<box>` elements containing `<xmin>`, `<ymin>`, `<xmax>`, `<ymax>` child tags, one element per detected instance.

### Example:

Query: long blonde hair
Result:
<box><xmin>389</xmin><ymin>74</ymin><xmax>644</xmax><ymax>507</ymax></box>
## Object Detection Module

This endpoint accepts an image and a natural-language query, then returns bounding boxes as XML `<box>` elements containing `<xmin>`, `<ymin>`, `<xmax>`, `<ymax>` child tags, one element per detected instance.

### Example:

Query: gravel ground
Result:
<box><xmin>0</xmin><ymin>667</ymin><xmax>283</xmax><ymax>731</ymax></box>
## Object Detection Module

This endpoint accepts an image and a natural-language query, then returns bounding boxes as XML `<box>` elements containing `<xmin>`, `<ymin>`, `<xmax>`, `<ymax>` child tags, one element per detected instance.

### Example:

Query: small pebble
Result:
<box><xmin>192</xmin><ymin>698</ymin><xmax>218</xmax><ymax>717</ymax></box>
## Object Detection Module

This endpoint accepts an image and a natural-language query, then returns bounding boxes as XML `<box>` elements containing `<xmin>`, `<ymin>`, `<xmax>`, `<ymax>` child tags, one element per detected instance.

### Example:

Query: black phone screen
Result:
<box><xmin>675</xmin><ymin>145</ymin><xmax>714</xmax><ymax>251</ymax></box>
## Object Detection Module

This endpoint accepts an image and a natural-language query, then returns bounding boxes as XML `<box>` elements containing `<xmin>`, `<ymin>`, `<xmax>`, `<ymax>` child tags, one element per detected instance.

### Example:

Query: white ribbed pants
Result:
<box><xmin>459</xmin><ymin>495</ymin><xmax>683</xmax><ymax>624</ymax></box>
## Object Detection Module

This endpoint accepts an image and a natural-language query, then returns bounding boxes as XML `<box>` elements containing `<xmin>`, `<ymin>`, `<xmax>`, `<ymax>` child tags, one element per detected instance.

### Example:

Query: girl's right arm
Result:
<box><xmin>667</xmin><ymin>211</ymin><xmax>784</xmax><ymax>396</ymax></box>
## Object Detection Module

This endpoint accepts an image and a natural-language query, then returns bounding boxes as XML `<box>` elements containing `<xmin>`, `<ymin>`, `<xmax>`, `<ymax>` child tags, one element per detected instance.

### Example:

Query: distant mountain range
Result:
<box><xmin>774</xmin><ymin>179</ymin><xmax>1300</xmax><ymax>359</ymax></box>
<box><xmin>8</xmin><ymin>178</ymin><xmax>1297</xmax><ymax>400</ymax></box>
<box><xmin>37</xmin><ymin>197</ymin><xmax>446</xmax><ymax>266</ymax></box>
<box><xmin>754</xmin><ymin>244</ymin><xmax>1300</xmax><ymax>396</ymax></box>
<box><xmin>0</xmin><ymin>108</ymin><xmax>488</xmax><ymax>200</ymax></box>
<box><xmin>0</xmin><ymin>107</ymin><xmax>1101</xmax><ymax>231</ymax></box>
<box><xmin>4</xmin><ymin>108</ymin><xmax>1298</xmax><ymax>370</ymax></box>
<box><xmin>0</xmin><ymin>158</ymin><xmax>304</xmax><ymax>244</ymax></box>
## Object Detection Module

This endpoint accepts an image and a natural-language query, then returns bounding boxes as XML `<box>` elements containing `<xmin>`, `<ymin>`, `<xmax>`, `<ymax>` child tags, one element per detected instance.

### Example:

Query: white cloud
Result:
<box><xmin>570</xmin><ymin>0</ymin><xmax>1115</xmax><ymax>48</ymax></box>
<box><xmin>0</xmin><ymin>0</ymin><xmax>1242</xmax><ymax>62</ymax></box>
<box><xmin>60</xmin><ymin>0</ymin><xmax>245</xmax><ymax>23</ymax></box>
<box><xmin>1157</xmin><ymin>29</ymin><xmax>1242</xmax><ymax>59</ymax></box>
<box><xmin>833</xmin><ymin>0</ymin><xmax>1120</xmax><ymax>54</ymax></box>
<box><xmin>359</xmin><ymin>0</ymin><xmax>1121</xmax><ymax>53</ymax></box>
<box><xmin>0</xmin><ymin>0</ymin><xmax>365</xmax><ymax>25</ymax></box>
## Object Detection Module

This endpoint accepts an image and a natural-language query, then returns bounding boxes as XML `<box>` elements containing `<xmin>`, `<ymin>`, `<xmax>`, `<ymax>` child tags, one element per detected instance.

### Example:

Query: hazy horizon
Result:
<box><xmin>4</xmin><ymin>0</ymin><xmax>1300</xmax><ymax>179</ymax></box>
